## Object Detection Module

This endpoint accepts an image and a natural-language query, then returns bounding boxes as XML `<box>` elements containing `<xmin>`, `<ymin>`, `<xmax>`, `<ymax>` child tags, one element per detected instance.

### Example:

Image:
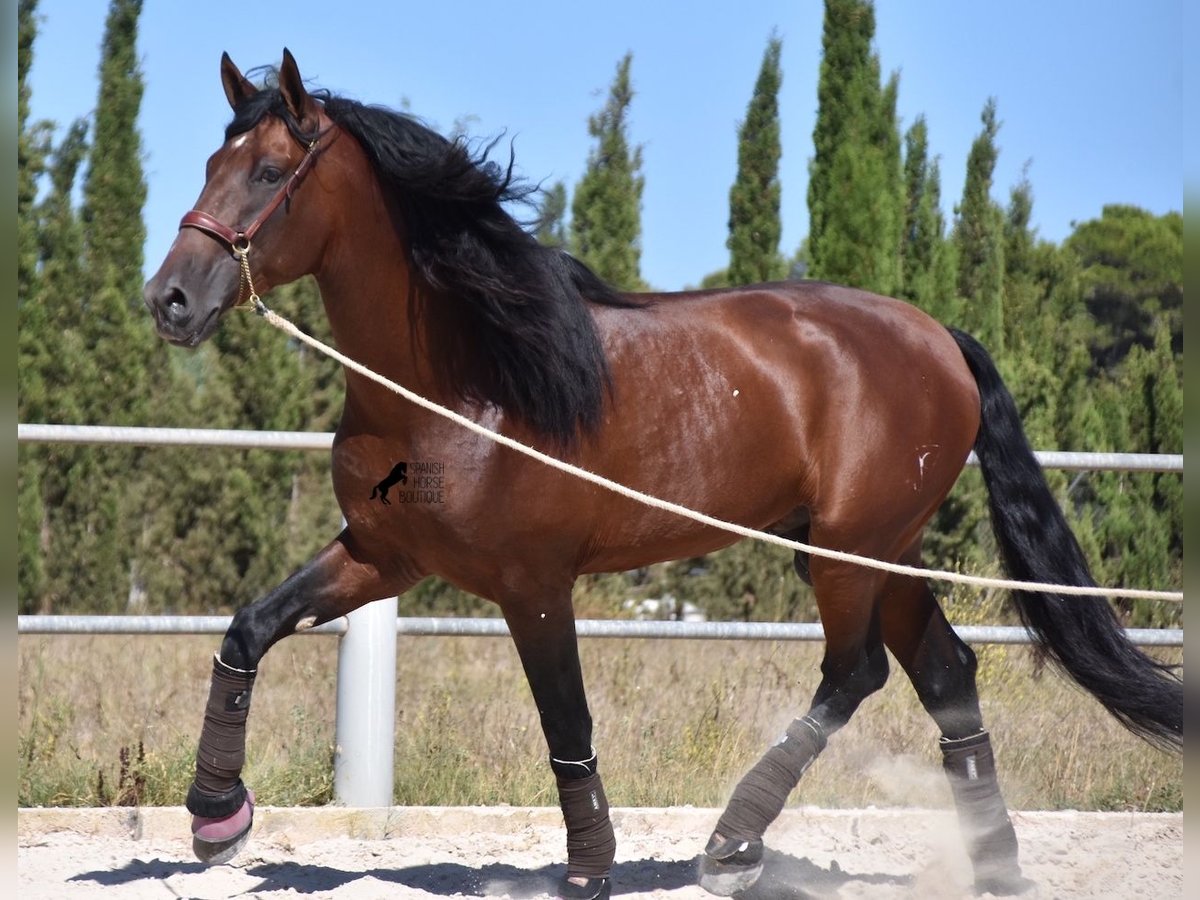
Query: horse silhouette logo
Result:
<box><xmin>370</xmin><ymin>462</ymin><xmax>408</xmax><ymax>505</ymax></box>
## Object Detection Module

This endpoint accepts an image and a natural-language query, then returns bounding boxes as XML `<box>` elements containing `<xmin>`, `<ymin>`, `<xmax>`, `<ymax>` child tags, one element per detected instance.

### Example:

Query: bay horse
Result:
<box><xmin>143</xmin><ymin>50</ymin><xmax>1181</xmax><ymax>899</ymax></box>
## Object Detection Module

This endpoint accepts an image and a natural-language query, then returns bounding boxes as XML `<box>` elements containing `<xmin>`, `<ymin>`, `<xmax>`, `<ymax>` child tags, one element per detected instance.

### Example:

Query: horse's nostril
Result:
<box><xmin>163</xmin><ymin>286</ymin><xmax>192</xmax><ymax>325</ymax></box>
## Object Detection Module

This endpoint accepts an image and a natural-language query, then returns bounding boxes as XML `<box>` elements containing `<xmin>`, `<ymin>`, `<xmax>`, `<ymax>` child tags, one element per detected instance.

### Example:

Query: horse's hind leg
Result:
<box><xmin>188</xmin><ymin>528</ymin><xmax>419</xmax><ymax>864</ymax></box>
<box><xmin>701</xmin><ymin>558</ymin><xmax>891</xmax><ymax>895</ymax></box>
<box><xmin>879</xmin><ymin>544</ymin><xmax>1029</xmax><ymax>895</ymax></box>
<box><xmin>503</xmin><ymin>591</ymin><xmax>614</xmax><ymax>900</ymax></box>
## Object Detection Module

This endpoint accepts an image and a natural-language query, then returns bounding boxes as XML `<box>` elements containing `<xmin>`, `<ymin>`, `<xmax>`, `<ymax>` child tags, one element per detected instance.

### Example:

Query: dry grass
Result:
<box><xmin>18</xmin><ymin>631</ymin><xmax>1181</xmax><ymax>812</ymax></box>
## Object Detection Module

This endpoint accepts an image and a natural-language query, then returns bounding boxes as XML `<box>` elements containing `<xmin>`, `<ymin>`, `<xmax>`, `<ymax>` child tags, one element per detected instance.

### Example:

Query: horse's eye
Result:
<box><xmin>259</xmin><ymin>166</ymin><xmax>283</xmax><ymax>184</ymax></box>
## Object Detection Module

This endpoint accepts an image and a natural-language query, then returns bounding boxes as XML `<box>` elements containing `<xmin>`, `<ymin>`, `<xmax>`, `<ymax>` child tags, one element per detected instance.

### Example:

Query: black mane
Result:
<box><xmin>226</xmin><ymin>79</ymin><xmax>638</xmax><ymax>444</ymax></box>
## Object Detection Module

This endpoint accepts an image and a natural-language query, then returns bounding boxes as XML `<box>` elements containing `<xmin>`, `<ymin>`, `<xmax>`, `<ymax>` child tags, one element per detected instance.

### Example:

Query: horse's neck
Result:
<box><xmin>314</xmin><ymin>244</ymin><xmax>449</xmax><ymax>436</ymax></box>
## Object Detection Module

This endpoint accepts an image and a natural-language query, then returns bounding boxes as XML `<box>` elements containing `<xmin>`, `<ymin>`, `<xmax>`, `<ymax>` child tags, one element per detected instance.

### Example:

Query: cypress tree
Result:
<box><xmin>807</xmin><ymin>0</ymin><xmax>903</xmax><ymax>295</ymax></box>
<box><xmin>22</xmin><ymin>120</ymin><xmax>90</xmax><ymax>427</ymax></box>
<box><xmin>953</xmin><ymin>98</ymin><xmax>1005</xmax><ymax>351</ymax></box>
<box><xmin>901</xmin><ymin>117</ymin><xmax>930</xmax><ymax>291</ymax></box>
<box><xmin>535</xmin><ymin>181</ymin><xmax>569</xmax><ymax>247</ymax></box>
<box><xmin>80</xmin><ymin>0</ymin><xmax>158</xmax><ymax>425</ymax></box>
<box><xmin>570</xmin><ymin>53</ymin><xmax>645</xmax><ymax>290</ymax></box>
<box><xmin>727</xmin><ymin>34</ymin><xmax>785</xmax><ymax>286</ymax></box>
<box><xmin>899</xmin><ymin>116</ymin><xmax>957</xmax><ymax>322</ymax></box>
<box><xmin>18</xmin><ymin>0</ymin><xmax>51</xmax><ymax>308</ymax></box>
<box><xmin>46</xmin><ymin>0</ymin><xmax>158</xmax><ymax>612</ymax></box>
<box><xmin>996</xmin><ymin>173</ymin><xmax>1071</xmax><ymax>446</ymax></box>
<box><xmin>17</xmin><ymin>0</ymin><xmax>51</xmax><ymax>610</ymax></box>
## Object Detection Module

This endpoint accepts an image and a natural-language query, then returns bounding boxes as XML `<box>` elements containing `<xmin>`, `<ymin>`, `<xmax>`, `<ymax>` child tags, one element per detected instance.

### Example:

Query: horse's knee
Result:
<box><xmin>862</xmin><ymin>643</ymin><xmax>891</xmax><ymax>695</ymax></box>
<box><xmin>220</xmin><ymin>605</ymin><xmax>275</xmax><ymax>671</ymax></box>
<box><xmin>811</xmin><ymin>641</ymin><xmax>889</xmax><ymax>733</ymax></box>
<box><xmin>821</xmin><ymin>642</ymin><xmax>890</xmax><ymax>698</ymax></box>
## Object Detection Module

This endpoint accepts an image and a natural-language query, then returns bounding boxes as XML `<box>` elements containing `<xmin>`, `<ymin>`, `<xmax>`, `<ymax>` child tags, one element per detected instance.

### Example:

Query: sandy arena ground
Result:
<box><xmin>18</xmin><ymin>805</ymin><xmax>1181</xmax><ymax>899</ymax></box>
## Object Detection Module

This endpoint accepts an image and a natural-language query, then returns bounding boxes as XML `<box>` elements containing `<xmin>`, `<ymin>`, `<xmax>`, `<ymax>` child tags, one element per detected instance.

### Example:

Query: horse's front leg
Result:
<box><xmin>503</xmin><ymin>593</ymin><xmax>615</xmax><ymax>900</ymax></box>
<box><xmin>189</xmin><ymin>528</ymin><xmax>419</xmax><ymax>863</ymax></box>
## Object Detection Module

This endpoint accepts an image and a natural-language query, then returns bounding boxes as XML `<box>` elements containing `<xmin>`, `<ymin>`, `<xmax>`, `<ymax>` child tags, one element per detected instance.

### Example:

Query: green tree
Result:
<box><xmin>997</xmin><ymin>171</ymin><xmax>1057</xmax><ymax>443</ymax></box>
<box><xmin>570</xmin><ymin>53</ymin><xmax>645</xmax><ymax>290</ymax></box>
<box><xmin>727</xmin><ymin>34</ymin><xmax>786</xmax><ymax>286</ymax></box>
<box><xmin>1075</xmin><ymin>324</ymin><xmax>1181</xmax><ymax>627</ymax></box>
<box><xmin>807</xmin><ymin>0</ymin><xmax>903</xmax><ymax>295</ymax></box>
<box><xmin>900</xmin><ymin>116</ymin><xmax>958</xmax><ymax>322</ymax></box>
<box><xmin>1065</xmin><ymin>205</ymin><xmax>1182</xmax><ymax>371</ymax></box>
<box><xmin>953</xmin><ymin>98</ymin><xmax>1005</xmax><ymax>351</ymax></box>
<box><xmin>535</xmin><ymin>181</ymin><xmax>568</xmax><ymax>247</ymax></box>
<box><xmin>80</xmin><ymin>0</ymin><xmax>158</xmax><ymax>425</ymax></box>
<box><xmin>16</xmin><ymin>5</ymin><xmax>97</xmax><ymax>611</ymax></box>
<box><xmin>34</xmin><ymin>0</ymin><xmax>159</xmax><ymax>613</ymax></box>
<box><xmin>22</xmin><ymin>121</ymin><xmax>89</xmax><ymax>420</ymax></box>
<box><xmin>18</xmin><ymin>0</ymin><xmax>52</xmax><ymax>308</ymax></box>
<box><xmin>17</xmin><ymin>0</ymin><xmax>52</xmax><ymax>609</ymax></box>
<box><xmin>659</xmin><ymin>545</ymin><xmax>816</xmax><ymax>624</ymax></box>
<box><xmin>919</xmin><ymin>103</ymin><xmax>1011</xmax><ymax>584</ymax></box>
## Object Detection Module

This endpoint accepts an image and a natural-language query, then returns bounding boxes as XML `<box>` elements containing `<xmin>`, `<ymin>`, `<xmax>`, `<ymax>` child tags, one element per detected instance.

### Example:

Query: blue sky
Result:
<box><xmin>26</xmin><ymin>0</ymin><xmax>1183</xmax><ymax>292</ymax></box>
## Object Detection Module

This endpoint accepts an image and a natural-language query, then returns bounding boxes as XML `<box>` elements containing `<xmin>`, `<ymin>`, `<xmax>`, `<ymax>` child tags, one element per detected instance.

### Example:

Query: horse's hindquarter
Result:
<box><xmin>577</xmin><ymin>282</ymin><xmax>981</xmax><ymax>571</ymax></box>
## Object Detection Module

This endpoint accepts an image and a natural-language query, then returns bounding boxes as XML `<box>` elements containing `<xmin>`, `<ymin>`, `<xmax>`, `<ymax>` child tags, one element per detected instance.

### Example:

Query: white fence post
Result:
<box><xmin>333</xmin><ymin>595</ymin><xmax>398</xmax><ymax>807</ymax></box>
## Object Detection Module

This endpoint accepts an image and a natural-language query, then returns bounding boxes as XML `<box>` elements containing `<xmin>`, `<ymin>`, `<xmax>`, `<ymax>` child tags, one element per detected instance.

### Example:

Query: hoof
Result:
<box><xmin>698</xmin><ymin>832</ymin><xmax>764</xmax><ymax>896</ymax></box>
<box><xmin>557</xmin><ymin>875</ymin><xmax>611</xmax><ymax>900</ymax></box>
<box><xmin>191</xmin><ymin>789</ymin><xmax>255</xmax><ymax>865</ymax></box>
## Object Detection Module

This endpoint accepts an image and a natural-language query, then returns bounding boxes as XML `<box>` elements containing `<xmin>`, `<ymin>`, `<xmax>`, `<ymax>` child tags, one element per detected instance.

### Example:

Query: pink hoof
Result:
<box><xmin>191</xmin><ymin>789</ymin><xmax>255</xmax><ymax>865</ymax></box>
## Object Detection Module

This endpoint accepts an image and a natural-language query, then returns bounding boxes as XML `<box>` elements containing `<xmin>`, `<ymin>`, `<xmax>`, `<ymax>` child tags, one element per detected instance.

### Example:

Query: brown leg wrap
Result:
<box><xmin>557</xmin><ymin>771</ymin><xmax>616</xmax><ymax>880</ymax></box>
<box><xmin>187</xmin><ymin>654</ymin><xmax>256</xmax><ymax>818</ymax></box>
<box><xmin>715</xmin><ymin>716</ymin><xmax>826</xmax><ymax>842</ymax></box>
<box><xmin>941</xmin><ymin>731</ymin><xmax>1025</xmax><ymax>892</ymax></box>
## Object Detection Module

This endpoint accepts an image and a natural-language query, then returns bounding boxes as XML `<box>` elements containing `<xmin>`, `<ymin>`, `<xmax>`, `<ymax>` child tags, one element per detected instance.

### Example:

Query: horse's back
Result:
<box><xmin>587</xmin><ymin>281</ymin><xmax>981</xmax><ymax>559</ymax></box>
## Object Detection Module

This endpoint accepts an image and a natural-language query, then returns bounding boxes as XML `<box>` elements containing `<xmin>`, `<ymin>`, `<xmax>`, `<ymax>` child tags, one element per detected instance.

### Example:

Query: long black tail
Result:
<box><xmin>949</xmin><ymin>328</ymin><xmax>1182</xmax><ymax>752</ymax></box>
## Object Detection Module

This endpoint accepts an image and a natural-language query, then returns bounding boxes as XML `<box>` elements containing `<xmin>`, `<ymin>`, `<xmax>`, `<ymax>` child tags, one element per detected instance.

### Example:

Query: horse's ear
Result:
<box><xmin>220</xmin><ymin>52</ymin><xmax>257</xmax><ymax>110</ymax></box>
<box><xmin>278</xmin><ymin>48</ymin><xmax>317</xmax><ymax>128</ymax></box>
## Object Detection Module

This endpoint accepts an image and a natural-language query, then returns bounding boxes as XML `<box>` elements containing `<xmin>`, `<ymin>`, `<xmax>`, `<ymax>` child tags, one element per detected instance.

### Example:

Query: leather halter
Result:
<box><xmin>179</xmin><ymin>128</ymin><xmax>333</xmax><ymax>254</ymax></box>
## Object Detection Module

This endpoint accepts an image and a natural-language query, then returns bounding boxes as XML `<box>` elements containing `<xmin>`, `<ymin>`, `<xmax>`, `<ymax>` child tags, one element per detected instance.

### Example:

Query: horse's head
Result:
<box><xmin>144</xmin><ymin>49</ymin><xmax>334</xmax><ymax>346</ymax></box>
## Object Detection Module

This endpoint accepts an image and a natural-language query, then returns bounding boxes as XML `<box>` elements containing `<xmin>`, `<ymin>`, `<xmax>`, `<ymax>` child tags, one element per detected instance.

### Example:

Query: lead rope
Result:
<box><xmin>244</xmin><ymin>291</ymin><xmax>1181</xmax><ymax>604</ymax></box>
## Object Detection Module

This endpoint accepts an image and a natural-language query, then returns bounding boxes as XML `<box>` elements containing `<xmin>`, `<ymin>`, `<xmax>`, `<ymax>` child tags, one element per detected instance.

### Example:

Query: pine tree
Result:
<box><xmin>1065</xmin><ymin>205</ymin><xmax>1182</xmax><ymax>371</ymax></box>
<box><xmin>726</xmin><ymin>34</ymin><xmax>785</xmax><ymax>286</ymax></box>
<box><xmin>953</xmin><ymin>99</ymin><xmax>1005</xmax><ymax>351</ymax></box>
<box><xmin>807</xmin><ymin>0</ymin><xmax>903</xmax><ymax>296</ymax></box>
<box><xmin>570</xmin><ymin>53</ymin><xmax>645</xmax><ymax>290</ymax></box>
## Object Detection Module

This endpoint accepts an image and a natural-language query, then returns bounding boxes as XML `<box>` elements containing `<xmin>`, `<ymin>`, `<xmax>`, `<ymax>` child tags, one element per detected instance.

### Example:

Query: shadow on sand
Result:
<box><xmin>71</xmin><ymin>845</ymin><xmax>913</xmax><ymax>897</ymax></box>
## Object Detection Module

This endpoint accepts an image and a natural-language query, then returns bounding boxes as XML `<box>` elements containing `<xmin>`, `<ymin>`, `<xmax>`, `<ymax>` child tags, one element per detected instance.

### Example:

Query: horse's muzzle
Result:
<box><xmin>144</xmin><ymin>278</ymin><xmax>222</xmax><ymax>347</ymax></box>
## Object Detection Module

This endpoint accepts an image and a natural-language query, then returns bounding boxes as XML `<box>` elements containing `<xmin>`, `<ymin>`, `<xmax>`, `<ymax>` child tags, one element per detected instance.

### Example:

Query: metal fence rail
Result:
<box><xmin>16</xmin><ymin>614</ymin><xmax>1184</xmax><ymax>647</ymax></box>
<box><xmin>16</xmin><ymin>424</ymin><xmax>1184</xmax><ymax>807</ymax></box>
<box><xmin>17</xmin><ymin>423</ymin><xmax>1186</xmax><ymax>472</ymax></box>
